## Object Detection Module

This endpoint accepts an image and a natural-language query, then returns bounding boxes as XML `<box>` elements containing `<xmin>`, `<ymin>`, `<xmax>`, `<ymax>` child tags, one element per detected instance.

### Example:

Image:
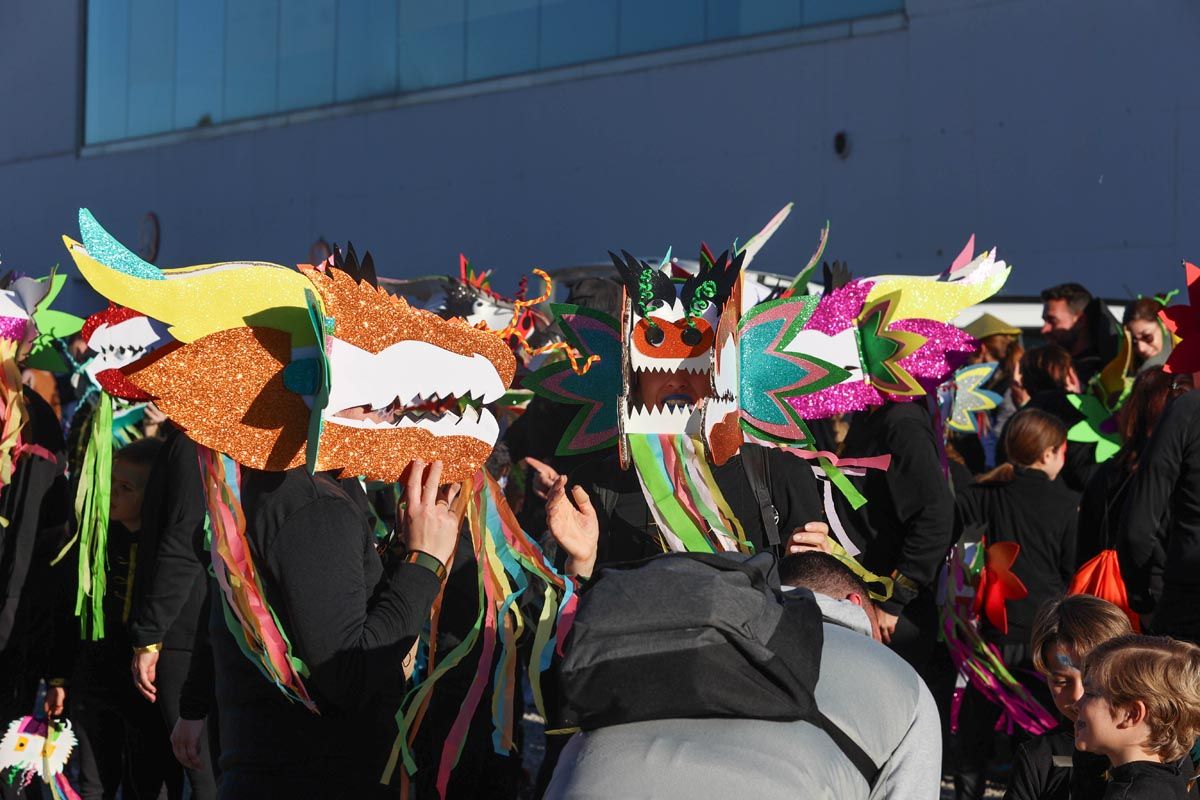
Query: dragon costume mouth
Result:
<box><xmin>322</xmin><ymin>338</ymin><xmax>506</xmax><ymax>446</ymax></box>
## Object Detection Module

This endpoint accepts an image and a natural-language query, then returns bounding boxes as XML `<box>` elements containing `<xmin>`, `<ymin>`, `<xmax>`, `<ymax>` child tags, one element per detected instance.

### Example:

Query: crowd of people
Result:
<box><xmin>2</xmin><ymin>209</ymin><xmax>1200</xmax><ymax>800</ymax></box>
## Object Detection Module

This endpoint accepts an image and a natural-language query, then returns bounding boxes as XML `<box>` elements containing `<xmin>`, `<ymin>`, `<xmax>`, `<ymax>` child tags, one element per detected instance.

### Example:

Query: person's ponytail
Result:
<box><xmin>975</xmin><ymin>408</ymin><xmax>1067</xmax><ymax>485</ymax></box>
<box><xmin>976</xmin><ymin>462</ymin><xmax>1015</xmax><ymax>485</ymax></box>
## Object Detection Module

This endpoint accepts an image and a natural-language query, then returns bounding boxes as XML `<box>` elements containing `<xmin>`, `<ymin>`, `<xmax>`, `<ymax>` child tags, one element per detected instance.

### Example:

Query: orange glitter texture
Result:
<box><xmin>127</xmin><ymin>327</ymin><xmax>309</xmax><ymax>471</ymax></box>
<box><xmin>126</xmin><ymin>269</ymin><xmax>518</xmax><ymax>483</ymax></box>
<box><xmin>302</xmin><ymin>265</ymin><xmax>516</xmax><ymax>386</ymax></box>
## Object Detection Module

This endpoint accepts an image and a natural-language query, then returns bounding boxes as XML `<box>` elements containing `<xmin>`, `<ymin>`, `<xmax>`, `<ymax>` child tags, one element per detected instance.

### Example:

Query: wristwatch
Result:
<box><xmin>404</xmin><ymin>550</ymin><xmax>447</xmax><ymax>582</ymax></box>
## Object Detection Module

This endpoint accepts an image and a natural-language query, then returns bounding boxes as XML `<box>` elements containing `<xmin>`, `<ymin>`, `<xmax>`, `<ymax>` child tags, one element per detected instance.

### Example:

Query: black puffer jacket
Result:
<box><xmin>1118</xmin><ymin>390</ymin><xmax>1200</xmax><ymax>638</ymax></box>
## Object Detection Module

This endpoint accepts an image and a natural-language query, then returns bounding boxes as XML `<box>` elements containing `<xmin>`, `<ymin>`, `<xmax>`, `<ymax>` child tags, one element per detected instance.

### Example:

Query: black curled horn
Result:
<box><xmin>609</xmin><ymin>250</ymin><xmax>675</xmax><ymax>315</ymax></box>
<box><xmin>681</xmin><ymin>248</ymin><xmax>743</xmax><ymax>314</ymax></box>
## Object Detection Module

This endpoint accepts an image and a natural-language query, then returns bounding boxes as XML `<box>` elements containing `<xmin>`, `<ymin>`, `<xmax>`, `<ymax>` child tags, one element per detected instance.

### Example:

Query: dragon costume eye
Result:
<box><xmin>645</xmin><ymin>325</ymin><xmax>665</xmax><ymax>347</ymax></box>
<box><xmin>680</xmin><ymin>326</ymin><xmax>703</xmax><ymax>347</ymax></box>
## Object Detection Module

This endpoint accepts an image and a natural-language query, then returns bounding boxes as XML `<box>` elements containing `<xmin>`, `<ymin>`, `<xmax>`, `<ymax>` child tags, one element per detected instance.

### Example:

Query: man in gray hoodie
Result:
<box><xmin>544</xmin><ymin>552</ymin><xmax>942</xmax><ymax>800</ymax></box>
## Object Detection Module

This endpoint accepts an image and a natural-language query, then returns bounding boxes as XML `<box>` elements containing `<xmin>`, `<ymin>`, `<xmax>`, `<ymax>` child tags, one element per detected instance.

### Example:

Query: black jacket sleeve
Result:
<box><xmin>1001</xmin><ymin>739</ymin><xmax>1047</xmax><ymax>800</ymax></box>
<box><xmin>128</xmin><ymin>433</ymin><xmax>208</xmax><ymax>648</ymax></box>
<box><xmin>882</xmin><ymin>413</ymin><xmax>956</xmax><ymax>608</ymax></box>
<box><xmin>1058</xmin><ymin>503</ymin><xmax>1079</xmax><ymax>585</ymax></box>
<box><xmin>179</xmin><ymin>585</ymin><xmax>215</xmax><ymax>721</ymax></box>
<box><xmin>261</xmin><ymin>497</ymin><xmax>441</xmax><ymax>713</ymax></box>
<box><xmin>1117</xmin><ymin>392</ymin><xmax>1200</xmax><ymax>607</ymax></box>
<box><xmin>1076</xmin><ymin>464</ymin><xmax>1112</xmax><ymax>568</ymax></box>
<box><xmin>765</xmin><ymin>447</ymin><xmax>825</xmax><ymax>537</ymax></box>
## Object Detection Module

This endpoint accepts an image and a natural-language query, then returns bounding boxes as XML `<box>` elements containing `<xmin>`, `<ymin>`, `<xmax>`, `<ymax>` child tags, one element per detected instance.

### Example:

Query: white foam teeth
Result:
<box><xmin>621</xmin><ymin>398</ymin><xmax>702</xmax><ymax>434</ymax></box>
<box><xmin>330</xmin><ymin>404</ymin><xmax>500</xmax><ymax>445</ymax></box>
<box><xmin>324</xmin><ymin>338</ymin><xmax>508</xmax><ymax>418</ymax></box>
<box><xmin>630</xmin><ymin>352</ymin><xmax>712</xmax><ymax>376</ymax></box>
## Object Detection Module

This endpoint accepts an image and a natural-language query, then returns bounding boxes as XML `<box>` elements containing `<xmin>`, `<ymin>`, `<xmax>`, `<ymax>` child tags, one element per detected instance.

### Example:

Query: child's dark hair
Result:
<box><xmin>114</xmin><ymin>436</ymin><xmax>163</xmax><ymax>468</ymax></box>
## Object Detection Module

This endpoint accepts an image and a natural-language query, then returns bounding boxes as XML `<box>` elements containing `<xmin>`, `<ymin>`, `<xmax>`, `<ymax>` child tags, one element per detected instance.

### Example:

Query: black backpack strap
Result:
<box><xmin>740</xmin><ymin>447</ymin><xmax>781</xmax><ymax>550</ymax></box>
<box><xmin>812</xmin><ymin>709</ymin><xmax>881</xmax><ymax>788</ymax></box>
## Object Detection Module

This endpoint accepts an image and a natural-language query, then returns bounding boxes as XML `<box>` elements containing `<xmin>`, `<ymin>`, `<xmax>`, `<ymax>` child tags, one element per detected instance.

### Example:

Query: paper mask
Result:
<box><xmin>526</xmin><ymin>219</ymin><xmax>1011</xmax><ymax>466</ymax></box>
<box><xmin>0</xmin><ymin>716</ymin><xmax>77</xmax><ymax>783</ymax></box>
<box><xmin>80</xmin><ymin>304</ymin><xmax>170</xmax><ymax>400</ymax></box>
<box><xmin>940</xmin><ymin>361</ymin><xmax>1003</xmax><ymax>435</ymax></box>
<box><xmin>64</xmin><ymin>210</ymin><xmax>516</xmax><ymax>483</ymax></box>
<box><xmin>704</xmin><ymin>239</ymin><xmax>1009</xmax><ymax>464</ymax></box>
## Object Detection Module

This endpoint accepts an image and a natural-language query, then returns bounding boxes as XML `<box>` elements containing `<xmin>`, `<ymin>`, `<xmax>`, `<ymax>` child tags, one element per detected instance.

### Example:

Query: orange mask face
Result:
<box><xmin>66</xmin><ymin>211</ymin><xmax>516</xmax><ymax>483</ymax></box>
<box><xmin>630</xmin><ymin>317</ymin><xmax>714</xmax><ymax>365</ymax></box>
<box><xmin>611</xmin><ymin>248</ymin><xmax>742</xmax><ymax>443</ymax></box>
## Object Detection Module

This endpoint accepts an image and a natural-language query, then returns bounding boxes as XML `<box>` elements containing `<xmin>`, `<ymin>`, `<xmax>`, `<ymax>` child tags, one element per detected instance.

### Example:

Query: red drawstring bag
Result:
<box><xmin>1068</xmin><ymin>549</ymin><xmax>1142</xmax><ymax>633</ymax></box>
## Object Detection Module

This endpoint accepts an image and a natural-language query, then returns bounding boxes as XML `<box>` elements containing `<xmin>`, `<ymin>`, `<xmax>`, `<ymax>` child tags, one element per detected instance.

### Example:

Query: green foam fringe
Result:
<box><xmin>74</xmin><ymin>393</ymin><xmax>113</xmax><ymax>640</ymax></box>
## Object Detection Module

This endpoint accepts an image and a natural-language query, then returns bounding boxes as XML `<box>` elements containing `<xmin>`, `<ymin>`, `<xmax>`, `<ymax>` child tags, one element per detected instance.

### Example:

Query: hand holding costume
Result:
<box><xmin>526</xmin><ymin>208</ymin><xmax>1011</xmax><ymax>563</ymax></box>
<box><xmin>64</xmin><ymin>211</ymin><xmax>577</xmax><ymax>798</ymax></box>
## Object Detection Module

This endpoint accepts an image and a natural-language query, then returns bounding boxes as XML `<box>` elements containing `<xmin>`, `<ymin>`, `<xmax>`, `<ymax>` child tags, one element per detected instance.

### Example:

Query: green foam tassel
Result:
<box><xmin>74</xmin><ymin>393</ymin><xmax>113</xmax><ymax>640</ymax></box>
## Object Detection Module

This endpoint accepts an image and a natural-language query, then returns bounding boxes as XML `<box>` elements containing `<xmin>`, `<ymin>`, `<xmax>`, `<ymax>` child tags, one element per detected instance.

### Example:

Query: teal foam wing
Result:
<box><xmin>522</xmin><ymin>304</ymin><xmax>621</xmax><ymax>456</ymax></box>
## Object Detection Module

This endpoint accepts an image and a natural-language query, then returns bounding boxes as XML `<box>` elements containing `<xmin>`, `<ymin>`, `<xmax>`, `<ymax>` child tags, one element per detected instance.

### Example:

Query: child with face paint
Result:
<box><xmin>1075</xmin><ymin>635</ymin><xmax>1200</xmax><ymax>798</ymax></box>
<box><xmin>1003</xmin><ymin>596</ymin><xmax>1132</xmax><ymax>800</ymax></box>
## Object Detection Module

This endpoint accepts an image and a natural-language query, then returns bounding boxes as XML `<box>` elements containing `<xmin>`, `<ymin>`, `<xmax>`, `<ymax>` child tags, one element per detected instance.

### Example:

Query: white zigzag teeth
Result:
<box><xmin>621</xmin><ymin>398</ymin><xmax>702</xmax><ymax>434</ymax></box>
<box><xmin>631</xmin><ymin>355</ymin><xmax>712</xmax><ymax>375</ymax></box>
<box><xmin>629</xmin><ymin>343</ymin><xmax>712</xmax><ymax>376</ymax></box>
<box><xmin>328</xmin><ymin>405</ymin><xmax>500</xmax><ymax>445</ymax></box>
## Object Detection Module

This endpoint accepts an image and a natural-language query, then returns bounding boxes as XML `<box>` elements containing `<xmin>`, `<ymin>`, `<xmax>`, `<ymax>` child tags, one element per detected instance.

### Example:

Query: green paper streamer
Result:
<box><xmin>818</xmin><ymin>456</ymin><xmax>868</xmax><ymax>510</ymax></box>
<box><xmin>628</xmin><ymin>434</ymin><xmax>713</xmax><ymax>553</ymax></box>
<box><xmin>74</xmin><ymin>393</ymin><xmax>113</xmax><ymax>640</ymax></box>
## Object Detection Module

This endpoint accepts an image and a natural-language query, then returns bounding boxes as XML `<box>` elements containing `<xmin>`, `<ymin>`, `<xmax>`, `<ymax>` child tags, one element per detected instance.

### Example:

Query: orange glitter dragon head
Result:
<box><xmin>64</xmin><ymin>210</ymin><xmax>515</xmax><ymax>483</ymax></box>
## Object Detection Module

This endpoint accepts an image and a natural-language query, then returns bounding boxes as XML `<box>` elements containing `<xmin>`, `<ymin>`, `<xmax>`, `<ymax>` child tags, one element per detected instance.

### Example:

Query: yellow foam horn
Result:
<box><xmin>63</xmin><ymin>235</ymin><xmax>317</xmax><ymax>346</ymax></box>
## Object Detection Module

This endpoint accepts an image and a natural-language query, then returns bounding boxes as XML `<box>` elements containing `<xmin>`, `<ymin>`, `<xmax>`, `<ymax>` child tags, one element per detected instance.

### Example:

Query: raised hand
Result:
<box><xmin>546</xmin><ymin>476</ymin><xmax>599</xmax><ymax>578</ymax></box>
<box><xmin>524</xmin><ymin>457</ymin><xmax>561</xmax><ymax>500</ymax></box>
<box><xmin>401</xmin><ymin>459</ymin><xmax>461</xmax><ymax>566</ymax></box>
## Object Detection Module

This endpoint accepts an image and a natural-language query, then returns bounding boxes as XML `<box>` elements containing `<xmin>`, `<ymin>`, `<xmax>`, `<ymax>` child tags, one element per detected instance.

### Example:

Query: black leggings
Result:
<box><xmin>73</xmin><ymin>681</ymin><xmax>176</xmax><ymax>800</ymax></box>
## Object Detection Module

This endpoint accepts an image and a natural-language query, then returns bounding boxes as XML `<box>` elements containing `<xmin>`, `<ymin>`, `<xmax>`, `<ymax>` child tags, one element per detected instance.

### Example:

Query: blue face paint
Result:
<box><xmin>1055</xmin><ymin>650</ymin><xmax>1081</xmax><ymax>672</ymax></box>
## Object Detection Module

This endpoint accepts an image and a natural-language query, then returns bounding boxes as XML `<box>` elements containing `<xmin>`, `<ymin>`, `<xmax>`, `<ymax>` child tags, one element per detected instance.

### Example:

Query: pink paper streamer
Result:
<box><xmin>436</xmin><ymin>553</ymin><xmax>499</xmax><ymax>798</ymax></box>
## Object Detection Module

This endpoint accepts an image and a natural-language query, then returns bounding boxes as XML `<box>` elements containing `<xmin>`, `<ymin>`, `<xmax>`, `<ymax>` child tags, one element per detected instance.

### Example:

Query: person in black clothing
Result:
<box><xmin>0</xmin><ymin>388</ymin><xmax>70</xmax><ymax>800</ymax></box>
<box><xmin>1017</xmin><ymin>344</ymin><xmax>1099</xmax><ymax>492</ymax></box>
<box><xmin>551</xmin><ymin>365</ymin><xmax>828</xmax><ymax>569</ymax></box>
<box><xmin>1077</xmin><ymin>369</ymin><xmax>1192</xmax><ymax>587</ymax></box>
<box><xmin>953</xmin><ymin>409</ymin><xmax>1078</xmax><ymax>800</ymax></box>
<box><xmin>834</xmin><ymin>401</ymin><xmax>955</xmax><ymax>667</ymax></box>
<box><xmin>504</xmin><ymin>276</ymin><xmax>622</xmax><ymax>537</ymax></box>
<box><xmin>211</xmin><ymin>459</ymin><xmax>458</xmax><ymax>799</ymax></box>
<box><xmin>55</xmin><ymin>438</ymin><xmax>179</xmax><ymax>800</ymax></box>
<box><xmin>1039</xmin><ymin>283</ymin><xmax>1121</xmax><ymax>386</ymax></box>
<box><xmin>127</xmin><ymin>421</ymin><xmax>218</xmax><ymax>798</ymax></box>
<box><xmin>1118</xmin><ymin>389</ymin><xmax>1200</xmax><ymax>640</ymax></box>
<box><xmin>0</xmin><ymin>388</ymin><xmax>70</xmax><ymax>653</ymax></box>
<box><xmin>1074</xmin><ymin>635</ymin><xmax>1200</xmax><ymax>799</ymax></box>
<box><xmin>1003</xmin><ymin>595</ymin><xmax>1132</xmax><ymax>800</ymax></box>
